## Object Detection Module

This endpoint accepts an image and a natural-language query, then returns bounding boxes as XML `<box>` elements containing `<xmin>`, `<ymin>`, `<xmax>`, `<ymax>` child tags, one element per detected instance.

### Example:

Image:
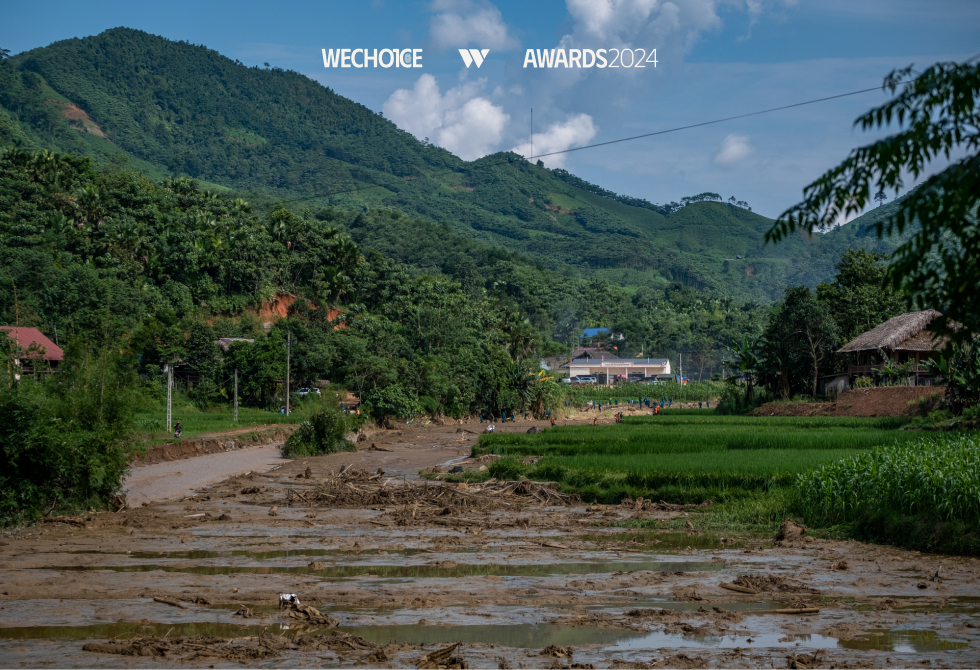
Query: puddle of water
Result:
<box><xmin>0</xmin><ymin>620</ymin><xmax>967</xmax><ymax>654</ymax></box>
<box><xmin>840</xmin><ymin>630</ymin><xmax>969</xmax><ymax>653</ymax></box>
<box><xmin>611</xmin><ymin>630</ymin><xmax>840</xmax><ymax>651</ymax></box>
<box><xmin>559</xmin><ymin>600</ymin><xmax>785</xmax><ymax>613</ymax></box>
<box><xmin>43</xmin><ymin>559</ymin><xmax>722</xmax><ymax>579</ymax></box>
<box><xmin>126</xmin><ymin>548</ymin><xmax>435</xmax><ymax>560</ymax></box>
<box><xmin>577</xmin><ymin>531</ymin><xmax>764</xmax><ymax>552</ymax></box>
<box><xmin>349</xmin><ymin>623</ymin><xmax>637</xmax><ymax>647</ymax></box>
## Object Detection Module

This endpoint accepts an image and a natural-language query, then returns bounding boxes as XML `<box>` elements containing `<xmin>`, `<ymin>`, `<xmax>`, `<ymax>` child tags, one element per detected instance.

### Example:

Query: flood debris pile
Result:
<box><xmin>284</xmin><ymin>466</ymin><xmax>578</xmax><ymax>521</ymax></box>
<box><xmin>620</xmin><ymin>497</ymin><xmax>713</xmax><ymax>513</ymax></box>
<box><xmin>724</xmin><ymin>574</ymin><xmax>819</xmax><ymax>595</ymax></box>
<box><xmin>773</xmin><ymin>518</ymin><xmax>810</xmax><ymax>547</ymax></box>
<box><xmin>284</xmin><ymin>602</ymin><xmax>339</xmax><ymax>626</ymax></box>
<box><xmin>82</xmin><ymin>631</ymin><xmax>401</xmax><ymax>663</ymax></box>
<box><xmin>417</xmin><ymin>642</ymin><xmax>466</xmax><ymax>669</ymax></box>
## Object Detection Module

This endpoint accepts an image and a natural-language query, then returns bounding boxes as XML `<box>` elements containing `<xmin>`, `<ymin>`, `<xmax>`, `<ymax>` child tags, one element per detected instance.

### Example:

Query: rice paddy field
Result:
<box><xmin>564</xmin><ymin>380</ymin><xmax>721</xmax><ymax>404</ymax></box>
<box><xmin>458</xmin><ymin>409</ymin><xmax>980</xmax><ymax>553</ymax></box>
<box><xmin>469</xmin><ymin>411</ymin><xmax>920</xmax><ymax>507</ymax></box>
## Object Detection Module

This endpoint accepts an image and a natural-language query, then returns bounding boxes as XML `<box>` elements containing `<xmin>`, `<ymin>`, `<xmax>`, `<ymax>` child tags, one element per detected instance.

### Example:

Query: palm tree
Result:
<box><xmin>74</xmin><ymin>184</ymin><xmax>109</xmax><ymax>229</ymax></box>
<box><xmin>726</xmin><ymin>338</ymin><xmax>760</xmax><ymax>404</ymax></box>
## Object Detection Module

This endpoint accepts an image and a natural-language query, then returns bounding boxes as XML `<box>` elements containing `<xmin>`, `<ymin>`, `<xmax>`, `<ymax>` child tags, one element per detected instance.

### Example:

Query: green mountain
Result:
<box><xmin>0</xmin><ymin>27</ymin><xmax>901</xmax><ymax>302</ymax></box>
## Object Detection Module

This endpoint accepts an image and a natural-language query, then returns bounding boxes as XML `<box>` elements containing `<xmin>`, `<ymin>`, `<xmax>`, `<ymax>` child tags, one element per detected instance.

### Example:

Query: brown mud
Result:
<box><xmin>2</xmin><ymin>417</ymin><xmax>979</xmax><ymax>668</ymax></box>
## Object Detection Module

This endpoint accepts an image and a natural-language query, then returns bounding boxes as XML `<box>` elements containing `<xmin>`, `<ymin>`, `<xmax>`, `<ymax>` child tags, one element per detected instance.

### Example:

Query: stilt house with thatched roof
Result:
<box><xmin>837</xmin><ymin>309</ymin><xmax>949</xmax><ymax>385</ymax></box>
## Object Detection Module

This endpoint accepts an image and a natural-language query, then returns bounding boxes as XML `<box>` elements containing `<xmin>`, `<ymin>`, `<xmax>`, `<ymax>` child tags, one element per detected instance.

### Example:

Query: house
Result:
<box><xmin>1</xmin><ymin>326</ymin><xmax>64</xmax><ymax>375</ymax></box>
<box><xmin>564</xmin><ymin>351</ymin><xmax>671</xmax><ymax>384</ymax></box>
<box><xmin>837</xmin><ymin>309</ymin><xmax>949</xmax><ymax>385</ymax></box>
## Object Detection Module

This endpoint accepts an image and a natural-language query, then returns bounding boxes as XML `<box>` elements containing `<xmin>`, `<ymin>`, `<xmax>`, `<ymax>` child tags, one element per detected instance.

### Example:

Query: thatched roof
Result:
<box><xmin>838</xmin><ymin>310</ymin><xmax>945</xmax><ymax>353</ymax></box>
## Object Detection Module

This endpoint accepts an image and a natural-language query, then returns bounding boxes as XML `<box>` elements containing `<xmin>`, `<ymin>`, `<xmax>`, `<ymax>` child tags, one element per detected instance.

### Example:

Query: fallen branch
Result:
<box><xmin>750</xmin><ymin>608</ymin><xmax>820</xmax><ymax>614</ymax></box>
<box><xmin>43</xmin><ymin>516</ymin><xmax>86</xmax><ymax>526</ymax></box>
<box><xmin>539</xmin><ymin>540</ymin><xmax>568</xmax><ymax>549</ymax></box>
<box><xmin>153</xmin><ymin>597</ymin><xmax>187</xmax><ymax>609</ymax></box>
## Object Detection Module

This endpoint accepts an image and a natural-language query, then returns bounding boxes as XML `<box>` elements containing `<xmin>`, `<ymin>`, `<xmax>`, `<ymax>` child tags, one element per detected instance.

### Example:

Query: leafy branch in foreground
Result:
<box><xmin>767</xmin><ymin>60</ymin><xmax>980</xmax><ymax>344</ymax></box>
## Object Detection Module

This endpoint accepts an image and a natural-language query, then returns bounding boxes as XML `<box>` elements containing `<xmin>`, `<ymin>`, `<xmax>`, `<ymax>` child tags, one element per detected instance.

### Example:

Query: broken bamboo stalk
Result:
<box><xmin>719</xmin><ymin>582</ymin><xmax>759</xmax><ymax>594</ymax></box>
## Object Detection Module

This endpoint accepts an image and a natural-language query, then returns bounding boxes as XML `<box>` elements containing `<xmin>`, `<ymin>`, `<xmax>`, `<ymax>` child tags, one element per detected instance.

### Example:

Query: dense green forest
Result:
<box><xmin>0</xmin><ymin>29</ymin><xmax>955</xmax><ymax>526</ymax></box>
<box><xmin>0</xmin><ymin>27</ymin><xmax>910</xmax><ymax>306</ymax></box>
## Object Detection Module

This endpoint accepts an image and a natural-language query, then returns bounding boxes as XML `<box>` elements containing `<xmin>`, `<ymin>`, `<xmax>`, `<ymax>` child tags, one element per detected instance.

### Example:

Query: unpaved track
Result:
<box><xmin>2</xmin><ymin>416</ymin><xmax>980</xmax><ymax>668</ymax></box>
<box><xmin>124</xmin><ymin>444</ymin><xmax>287</xmax><ymax>505</ymax></box>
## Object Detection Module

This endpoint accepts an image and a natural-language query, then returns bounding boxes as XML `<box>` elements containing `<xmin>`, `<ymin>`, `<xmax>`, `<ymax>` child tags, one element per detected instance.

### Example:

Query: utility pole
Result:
<box><xmin>530</xmin><ymin>108</ymin><xmax>533</xmax><ymax>161</ymax></box>
<box><xmin>165</xmin><ymin>364</ymin><xmax>172</xmax><ymax>434</ymax></box>
<box><xmin>285</xmin><ymin>331</ymin><xmax>291</xmax><ymax>416</ymax></box>
<box><xmin>679</xmin><ymin>353</ymin><xmax>683</xmax><ymax>386</ymax></box>
<box><xmin>234</xmin><ymin>368</ymin><xmax>238</xmax><ymax>423</ymax></box>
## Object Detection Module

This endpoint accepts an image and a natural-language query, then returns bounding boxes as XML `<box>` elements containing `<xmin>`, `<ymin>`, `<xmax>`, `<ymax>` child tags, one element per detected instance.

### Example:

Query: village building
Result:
<box><xmin>541</xmin><ymin>347</ymin><xmax>671</xmax><ymax>384</ymax></box>
<box><xmin>836</xmin><ymin>309</ymin><xmax>949</xmax><ymax>387</ymax></box>
<box><xmin>1</xmin><ymin>326</ymin><xmax>64</xmax><ymax>378</ymax></box>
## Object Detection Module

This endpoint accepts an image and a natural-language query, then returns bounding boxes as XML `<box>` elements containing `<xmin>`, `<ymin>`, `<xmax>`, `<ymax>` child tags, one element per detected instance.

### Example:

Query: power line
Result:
<box><xmin>281</xmin><ymin>84</ymin><xmax>891</xmax><ymax>205</ymax></box>
<box><xmin>277</xmin><ymin>62</ymin><xmax>976</xmax><ymax>206</ymax></box>
<box><xmin>527</xmin><ymin>85</ymin><xmax>893</xmax><ymax>160</ymax></box>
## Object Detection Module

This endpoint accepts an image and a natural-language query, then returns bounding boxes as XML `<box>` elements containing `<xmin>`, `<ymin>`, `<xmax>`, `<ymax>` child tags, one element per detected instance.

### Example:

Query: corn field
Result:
<box><xmin>796</xmin><ymin>435</ymin><xmax>980</xmax><ymax>524</ymax></box>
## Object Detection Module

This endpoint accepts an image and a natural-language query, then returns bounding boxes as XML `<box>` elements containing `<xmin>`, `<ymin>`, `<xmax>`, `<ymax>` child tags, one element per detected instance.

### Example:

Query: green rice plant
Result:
<box><xmin>477</xmin><ymin>419</ymin><xmax>916</xmax><ymax>458</ymax></box>
<box><xmin>796</xmin><ymin>434</ymin><xmax>980</xmax><ymax>524</ymax></box>
<box><xmin>544</xmin><ymin>449</ymin><xmax>857</xmax><ymax>490</ymax></box>
<box><xmin>565</xmin><ymin>380</ymin><xmax>722</xmax><ymax>403</ymax></box>
<box><xmin>481</xmin><ymin>448</ymin><xmax>857</xmax><ymax>504</ymax></box>
<box><xmin>624</xmin><ymin>415</ymin><xmax>911</xmax><ymax>429</ymax></box>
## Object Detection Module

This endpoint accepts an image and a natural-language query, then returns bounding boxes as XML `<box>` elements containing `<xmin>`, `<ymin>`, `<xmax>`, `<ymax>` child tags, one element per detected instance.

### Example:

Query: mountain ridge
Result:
<box><xmin>0</xmin><ymin>27</ymin><xmax>904</xmax><ymax>302</ymax></box>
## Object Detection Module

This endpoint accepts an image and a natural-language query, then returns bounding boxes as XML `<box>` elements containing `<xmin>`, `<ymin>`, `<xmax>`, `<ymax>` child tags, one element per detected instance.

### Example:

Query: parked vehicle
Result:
<box><xmin>296</xmin><ymin>387</ymin><xmax>321</xmax><ymax>396</ymax></box>
<box><xmin>577</xmin><ymin>376</ymin><xmax>597</xmax><ymax>384</ymax></box>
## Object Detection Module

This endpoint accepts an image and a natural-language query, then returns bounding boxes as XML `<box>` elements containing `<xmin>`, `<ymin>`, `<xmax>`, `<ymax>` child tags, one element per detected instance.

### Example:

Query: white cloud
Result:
<box><xmin>511</xmin><ymin>114</ymin><xmax>598</xmax><ymax>168</ymax></box>
<box><xmin>429</xmin><ymin>0</ymin><xmax>519</xmax><ymax>50</ymax></box>
<box><xmin>383</xmin><ymin>74</ymin><xmax>510</xmax><ymax>160</ymax></box>
<box><xmin>714</xmin><ymin>133</ymin><xmax>753</xmax><ymax>166</ymax></box>
<box><xmin>563</xmin><ymin>0</ymin><xmax>723</xmax><ymax>50</ymax></box>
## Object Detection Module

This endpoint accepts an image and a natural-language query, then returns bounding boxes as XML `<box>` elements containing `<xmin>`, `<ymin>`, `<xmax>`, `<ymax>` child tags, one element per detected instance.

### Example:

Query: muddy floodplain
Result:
<box><xmin>1</xmin><ymin>423</ymin><xmax>979</xmax><ymax>669</ymax></box>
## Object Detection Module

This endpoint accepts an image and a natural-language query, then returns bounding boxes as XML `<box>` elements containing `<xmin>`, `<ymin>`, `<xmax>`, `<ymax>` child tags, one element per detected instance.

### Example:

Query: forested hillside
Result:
<box><xmin>0</xmin><ymin>28</ymin><xmax>906</xmax><ymax>304</ymax></box>
<box><xmin>0</xmin><ymin>148</ymin><xmax>765</xmax><ymax>393</ymax></box>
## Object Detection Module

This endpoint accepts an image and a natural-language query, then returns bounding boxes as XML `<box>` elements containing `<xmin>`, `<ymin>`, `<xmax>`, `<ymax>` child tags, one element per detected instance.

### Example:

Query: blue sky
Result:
<box><xmin>3</xmin><ymin>0</ymin><xmax>979</xmax><ymax>218</ymax></box>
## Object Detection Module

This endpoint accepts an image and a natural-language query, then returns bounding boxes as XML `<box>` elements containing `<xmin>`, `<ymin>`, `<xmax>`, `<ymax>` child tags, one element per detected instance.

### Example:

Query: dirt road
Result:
<box><xmin>1</xmin><ymin>416</ymin><xmax>978</xmax><ymax>668</ymax></box>
<box><xmin>124</xmin><ymin>444</ymin><xmax>289</xmax><ymax>505</ymax></box>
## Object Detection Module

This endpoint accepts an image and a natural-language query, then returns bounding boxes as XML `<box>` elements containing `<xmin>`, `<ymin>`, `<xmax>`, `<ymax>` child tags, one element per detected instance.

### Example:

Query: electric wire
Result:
<box><xmin>279</xmin><ymin>54</ymin><xmax>980</xmax><ymax>205</ymax></box>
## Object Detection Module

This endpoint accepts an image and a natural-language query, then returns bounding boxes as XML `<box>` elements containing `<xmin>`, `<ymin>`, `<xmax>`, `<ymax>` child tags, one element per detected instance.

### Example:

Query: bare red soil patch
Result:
<box><xmin>750</xmin><ymin>386</ymin><xmax>943</xmax><ymax>417</ymax></box>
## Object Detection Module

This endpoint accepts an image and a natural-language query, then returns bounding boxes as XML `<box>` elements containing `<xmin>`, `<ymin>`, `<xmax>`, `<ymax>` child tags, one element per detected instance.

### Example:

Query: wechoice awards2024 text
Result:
<box><xmin>523</xmin><ymin>48</ymin><xmax>657</xmax><ymax>68</ymax></box>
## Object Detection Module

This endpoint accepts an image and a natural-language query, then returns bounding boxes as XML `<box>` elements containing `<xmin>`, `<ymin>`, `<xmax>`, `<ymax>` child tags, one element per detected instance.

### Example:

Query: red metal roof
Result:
<box><xmin>0</xmin><ymin>327</ymin><xmax>64</xmax><ymax>361</ymax></box>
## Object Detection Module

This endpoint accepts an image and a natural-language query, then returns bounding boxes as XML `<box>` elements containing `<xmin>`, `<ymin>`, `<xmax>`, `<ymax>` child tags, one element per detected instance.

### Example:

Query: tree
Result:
<box><xmin>767</xmin><ymin>60</ymin><xmax>980</xmax><ymax>345</ymax></box>
<box><xmin>726</xmin><ymin>338</ymin><xmax>759</xmax><ymax>404</ymax></box>
<box><xmin>0</xmin><ymin>48</ymin><xmax>10</xmax><ymax>61</ymax></box>
<box><xmin>874</xmin><ymin>190</ymin><xmax>888</xmax><ymax>207</ymax></box>
<box><xmin>816</xmin><ymin>249</ymin><xmax>906</xmax><ymax>342</ymax></box>
<box><xmin>784</xmin><ymin>287</ymin><xmax>839</xmax><ymax>397</ymax></box>
<box><xmin>923</xmin><ymin>339</ymin><xmax>980</xmax><ymax>414</ymax></box>
<box><xmin>761</xmin><ymin>287</ymin><xmax>839</xmax><ymax>398</ymax></box>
